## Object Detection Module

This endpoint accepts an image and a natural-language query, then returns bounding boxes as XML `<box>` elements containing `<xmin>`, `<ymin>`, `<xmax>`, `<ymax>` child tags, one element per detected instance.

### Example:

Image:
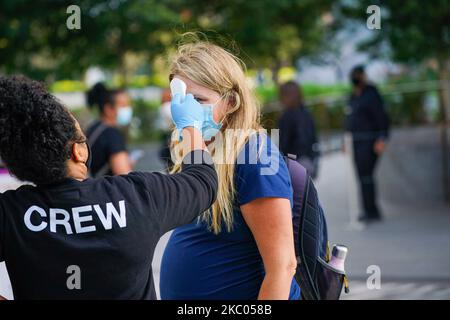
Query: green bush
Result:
<box><xmin>256</xmin><ymin>83</ymin><xmax>350</xmax><ymax>106</ymax></box>
<box><xmin>130</xmin><ymin>99</ymin><xmax>164</xmax><ymax>142</ymax></box>
<box><xmin>60</xmin><ymin>78</ymin><xmax>437</xmax><ymax>142</ymax></box>
<box><xmin>50</xmin><ymin>80</ymin><xmax>86</xmax><ymax>93</ymax></box>
<box><xmin>384</xmin><ymin>91</ymin><xmax>427</xmax><ymax>126</ymax></box>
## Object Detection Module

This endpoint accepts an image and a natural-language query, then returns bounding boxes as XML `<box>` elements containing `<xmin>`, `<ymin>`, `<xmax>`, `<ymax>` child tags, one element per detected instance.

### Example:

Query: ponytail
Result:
<box><xmin>86</xmin><ymin>82</ymin><xmax>126</xmax><ymax>114</ymax></box>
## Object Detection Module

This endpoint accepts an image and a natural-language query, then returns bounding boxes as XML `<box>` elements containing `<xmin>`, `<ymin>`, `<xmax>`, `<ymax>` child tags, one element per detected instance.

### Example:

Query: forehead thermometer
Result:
<box><xmin>170</xmin><ymin>78</ymin><xmax>187</xmax><ymax>100</ymax></box>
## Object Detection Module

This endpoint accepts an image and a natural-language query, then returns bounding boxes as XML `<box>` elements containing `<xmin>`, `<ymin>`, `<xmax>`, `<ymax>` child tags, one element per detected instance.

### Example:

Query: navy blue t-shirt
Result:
<box><xmin>160</xmin><ymin>134</ymin><xmax>300</xmax><ymax>299</ymax></box>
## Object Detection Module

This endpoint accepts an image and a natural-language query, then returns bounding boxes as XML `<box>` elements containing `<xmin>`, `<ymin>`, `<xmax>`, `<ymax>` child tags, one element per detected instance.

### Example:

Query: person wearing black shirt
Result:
<box><xmin>278</xmin><ymin>81</ymin><xmax>320</xmax><ymax>178</ymax></box>
<box><xmin>0</xmin><ymin>76</ymin><xmax>217</xmax><ymax>299</ymax></box>
<box><xmin>86</xmin><ymin>83</ymin><xmax>134</xmax><ymax>177</ymax></box>
<box><xmin>345</xmin><ymin>65</ymin><xmax>390</xmax><ymax>222</ymax></box>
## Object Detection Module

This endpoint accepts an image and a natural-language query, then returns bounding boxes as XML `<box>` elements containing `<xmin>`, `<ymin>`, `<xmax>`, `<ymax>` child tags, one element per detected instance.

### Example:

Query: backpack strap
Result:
<box><xmin>284</xmin><ymin>154</ymin><xmax>307</xmax><ymax>254</ymax></box>
<box><xmin>87</xmin><ymin>123</ymin><xmax>108</xmax><ymax>148</ymax></box>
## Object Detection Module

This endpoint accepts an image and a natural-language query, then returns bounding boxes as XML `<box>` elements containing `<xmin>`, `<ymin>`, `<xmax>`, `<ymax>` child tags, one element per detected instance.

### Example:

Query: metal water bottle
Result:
<box><xmin>329</xmin><ymin>244</ymin><xmax>349</xmax><ymax>293</ymax></box>
<box><xmin>328</xmin><ymin>244</ymin><xmax>348</xmax><ymax>273</ymax></box>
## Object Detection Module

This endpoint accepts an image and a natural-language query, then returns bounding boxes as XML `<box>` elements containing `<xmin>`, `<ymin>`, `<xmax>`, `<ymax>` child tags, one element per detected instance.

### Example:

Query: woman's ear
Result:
<box><xmin>72</xmin><ymin>143</ymin><xmax>88</xmax><ymax>164</ymax></box>
<box><xmin>226</xmin><ymin>91</ymin><xmax>240</xmax><ymax>114</ymax></box>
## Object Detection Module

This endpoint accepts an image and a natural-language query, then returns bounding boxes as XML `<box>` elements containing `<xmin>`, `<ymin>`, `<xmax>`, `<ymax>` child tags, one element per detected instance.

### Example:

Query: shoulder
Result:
<box><xmin>280</xmin><ymin>108</ymin><xmax>296</xmax><ymax>122</ymax></box>
<box><xmin>0</xmin><ymin>184</ymin><xmax>36</xmax><ymax>208</ymax></box>
<box><xmin>365</xmin><ymin>84</ymin><xmax>380</xmax><ymax>95</ymax></box>
<box><xmin>86</xmin><ymin>120</ymin><xmax>100</xmax><ymax>135</ymax></box>
<box><xmin>236</xmin><ymin>133</ymin><xmax>283</xmax><ymax>169</ymax></box>
<box><xmin>235</xmin><ymin>133</ymin><xmax>292</xmax><ymax>205</ymax></box>
<box><xmin>102</xmin><ymin>126</ymin><xmax>124</xmax><ymax>140</ymax></box>
<box><xmin>99</xmin><ymin>126</ymin><xmax>127</xmax><ymax>153</ymax></box>
<box><xmin>107</xmin><ymin>171</ymin><xmax>163</xmax><ymax>190</ymax></box>
<box><xmin>93</xmin><ymin>172</ymin><xmax>139</xmax><ymax>186</ymax></box>
<box><xmin>300</xmin><ymin>106</ymin><xmax>314</xmax><ymax>118</ymax></box>
<box><xmin>1</xmin><ymin>183</ymin><xmax>35</xmax><ymax>197</ymax></box>
<box><xmin>82</xmin><ymin>174</ymin><xmax>147</xmax><ymax>200</ymax></box>
<box><xmin>87</xmin><ymin>122</ymin><xmax>124</xmax><ymax>141</ymax></box>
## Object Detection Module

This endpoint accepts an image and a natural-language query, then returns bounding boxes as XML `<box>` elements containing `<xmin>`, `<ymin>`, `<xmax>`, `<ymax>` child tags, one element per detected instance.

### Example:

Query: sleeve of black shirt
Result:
<box><xmin>129</xmin><ymin>150</ymin><xmax>218</xmax><ymax>235</ymax></box>
<box><xmin>368</xmin><ymin>87</ymin><xmax>390</xmax><ymax>139</ymax></box>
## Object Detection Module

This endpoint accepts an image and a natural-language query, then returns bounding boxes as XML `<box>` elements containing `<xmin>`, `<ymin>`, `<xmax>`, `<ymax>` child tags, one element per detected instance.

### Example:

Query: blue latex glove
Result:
<box><xmin>171</xmin><ymin>93</ymin><xmax>205</xmax><ymax>138</ymax></box>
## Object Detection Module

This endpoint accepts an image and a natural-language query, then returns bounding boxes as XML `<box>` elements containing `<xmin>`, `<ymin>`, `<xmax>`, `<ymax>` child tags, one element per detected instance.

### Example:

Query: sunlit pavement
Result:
<box><xmin>315</xmin><ymin>151</ymin><xmax>450</xmax><ymax>299</ymax></box>
<box><xmin>1</xmin><ymin>141</ymin><xmax>450</xmax><ymax>300</ymax></box>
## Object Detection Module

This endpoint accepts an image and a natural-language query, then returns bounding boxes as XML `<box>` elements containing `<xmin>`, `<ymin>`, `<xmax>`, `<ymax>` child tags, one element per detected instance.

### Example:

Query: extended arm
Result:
<box><xmin>241</xmin><ymin>197</ymin><xmax>297</xmax><ymax>300</ymax></box>
<box><xmin>146</xmin><ymin>127</ymin><xmax>217</xmax><ymax>233</ymax></box>
<box><xmin>136</xmin><ymin>94</ymin><xmax>217</xmax><ymax>234</ymax></box>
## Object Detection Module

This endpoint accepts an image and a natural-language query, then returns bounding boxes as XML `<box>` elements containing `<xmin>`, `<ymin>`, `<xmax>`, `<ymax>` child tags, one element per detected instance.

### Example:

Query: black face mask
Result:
<box><xmin>85</xmin><ymin>142</ymin><xmax>92</xmax><ymax>170</ymax></box>
<box><xmin>351</xmin><ymin>77</ymin><xmax>361</xmax><ymax>86</ymax></box>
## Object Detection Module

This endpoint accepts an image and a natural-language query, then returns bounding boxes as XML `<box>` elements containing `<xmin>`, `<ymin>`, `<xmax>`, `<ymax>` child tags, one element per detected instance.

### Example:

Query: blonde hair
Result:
<box><xmin>169</xmin><ymin>37</ymin><xmax>261</xmax><ymax>234</ymax></box>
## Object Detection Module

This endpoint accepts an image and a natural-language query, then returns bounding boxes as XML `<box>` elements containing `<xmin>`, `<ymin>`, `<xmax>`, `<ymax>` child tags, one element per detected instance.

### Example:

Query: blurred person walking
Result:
<box><xmin>278</xmin><ymin>81</ymin><xmax>320</xmax><ymax>178</ymax></box>
<box><xmin>85</xmin><ymin>83</ymin><xmax>135</xmax><ymax>177</ymax></box>
<box><xmin>345</xmin><ymin>65</ymin><xmax>390</xmax><ymax>223</ymax></box>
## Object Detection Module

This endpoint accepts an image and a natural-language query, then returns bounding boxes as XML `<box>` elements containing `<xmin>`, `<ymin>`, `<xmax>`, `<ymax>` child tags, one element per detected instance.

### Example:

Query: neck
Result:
<box><xmin>353</xmin><ymin>84</ymin><xmax>365</xmax><ymax>95</ymax></box>
<box><xmin>66</xmin><ymin>163</ymin><xmax>88</xmax><ymax>181</ymax></box>
<box><xmin>101</xmin><ymin>115</ymin><xmax>116</xmax><ymax>126</ymax></box>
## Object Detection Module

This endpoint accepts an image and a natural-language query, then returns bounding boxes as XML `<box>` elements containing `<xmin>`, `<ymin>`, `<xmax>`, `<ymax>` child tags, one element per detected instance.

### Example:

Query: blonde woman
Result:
<box><xmin>160</xmin><ymin>40</ymin><xmax>300</xmax><ymax>300</ymax></box>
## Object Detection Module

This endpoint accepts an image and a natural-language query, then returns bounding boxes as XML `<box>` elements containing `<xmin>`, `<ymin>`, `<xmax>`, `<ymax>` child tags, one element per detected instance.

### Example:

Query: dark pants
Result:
<box><xmin>353</xmin><ymin>140</ymin><xmax>380</xmax><ymax>219</ymax></box>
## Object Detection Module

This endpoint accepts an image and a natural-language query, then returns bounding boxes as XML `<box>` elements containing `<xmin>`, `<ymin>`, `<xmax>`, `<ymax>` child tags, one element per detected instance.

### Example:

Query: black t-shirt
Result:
<box><xmin>278</xmin><ymin>105</ymin><xmax>319</xmax><ymax>160</ymax></box>
<box><xmin>86</xmin><ymin>121</ymin><xmax>127</xmax><ymax>177</ymax></box>
<box><xmin>0</xmin><ymin>150</ymin><xmax>217</xmax><ymax>300</ymax></box>
<box><xmin>345</xmin><ymin>85</ymin><xmax>390</xmax><ymax>142</ymax></box>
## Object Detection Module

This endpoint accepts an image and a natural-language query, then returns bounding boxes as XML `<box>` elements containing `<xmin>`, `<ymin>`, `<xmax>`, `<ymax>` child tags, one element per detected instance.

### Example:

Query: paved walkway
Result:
<box><xmin>315</xmin><ymin>151</ymin><xmax>450</xmax><ymax>299</ymax></box>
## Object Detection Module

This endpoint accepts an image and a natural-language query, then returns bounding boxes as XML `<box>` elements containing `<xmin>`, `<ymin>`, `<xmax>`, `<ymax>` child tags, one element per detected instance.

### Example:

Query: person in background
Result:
<box><xmin>160</xmin><ymin>41</ymin><xmax>299</xmax><ymax>300</ymax></box>
<box><xmin>0</xmin><ymin>75</ymin><xmax>217</xmax><ymax>299</ymax></box>
<box><xmin>278</xmin><ymin>81</ymin><xmax>320</xmax><ymax>179</ymax></box>
<box><xmin>86</xmin><ymin>83</ymin><xmax>134</xmax><ymax>177</ymax></box>
<box><xmin>345</xmin><ymin>65</ymin><xmax>390</xmax><ymax>223</ymax></box>
<box><xmin>158</xmin><ymin>88</ymin><xmax>174</xmax><ymax>170</ymax></box>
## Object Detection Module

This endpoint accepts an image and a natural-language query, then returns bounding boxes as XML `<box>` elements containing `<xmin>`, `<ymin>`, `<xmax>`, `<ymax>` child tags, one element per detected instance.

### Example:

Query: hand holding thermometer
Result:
<box><xmin>170</xmin><ymin>78</ymin><xmax>187</xmax><ymax>101</ymax></box>
<box><xmin>169</xmin><ymin>78</ymin><xmax>205</xmax><ymax>137</ymax></box>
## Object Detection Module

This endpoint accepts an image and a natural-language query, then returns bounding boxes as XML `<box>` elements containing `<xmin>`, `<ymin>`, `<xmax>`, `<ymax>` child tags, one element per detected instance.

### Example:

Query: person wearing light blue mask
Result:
<box><xmin>161</xmin><ymin>41</ymin><xmax>300</xmax><ymax>301</ymax></box>
<box><xmin>86</xmin><ymin>83</ymin><xmax>136</xmax><ymax>177</ymax></box>
<box><xmin>201</xmin><ymin>97</ymin><xmax>225</xmax><ymax>141</ymax></box>
<box><xmin>172</xmin><ymin>93</ymin><xmax>225</xmax><ymax>142</ymax></box>
<box><xmin>170</xmin><ymin>78</ymin><xmax>228</xmax><ymax>143</ymax></box>
<box><xmin>117</xmin><ymin>105</ymin><xmax>133</xmax><ymax>126</ymax></box>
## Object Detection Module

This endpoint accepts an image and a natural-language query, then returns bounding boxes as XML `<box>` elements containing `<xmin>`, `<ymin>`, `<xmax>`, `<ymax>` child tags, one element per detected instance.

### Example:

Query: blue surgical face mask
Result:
<box><xmin>201</xmin><ymin>99</ymin><xmax>224</xmax><ymax>141</ymax></box>
<box><xmin>117</xmin><ymin>106</ymin><xmax>133</xmax><ymax>126</ymax></box>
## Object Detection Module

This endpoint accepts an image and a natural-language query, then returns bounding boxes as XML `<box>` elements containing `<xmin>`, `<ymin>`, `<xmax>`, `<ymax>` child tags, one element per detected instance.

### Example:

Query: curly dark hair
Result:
<box><xmin>0</xmin><ymin>75</ymin><xmax>84</xmax><ymax>185</ymax></box>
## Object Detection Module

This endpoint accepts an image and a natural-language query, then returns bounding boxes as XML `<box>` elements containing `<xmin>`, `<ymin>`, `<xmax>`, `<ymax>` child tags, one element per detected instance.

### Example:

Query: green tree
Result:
<box><xmin>0</xmin><ymin>0</ymin><xmax>336</xmax><ymax>83</ymax></box>
<box><xmin>177</xmin><ymin>0</ymin><xmax>335</xmax><ymax>83</ymax></box>
<box><xmin>0</xmin><ymin>0</ymin><xmax>182</xmax><ymax>82</ymax></box>
<box><xmin>341</xmin><ymin>0</ymin><xmax>450</xmax><ymax>118</ymax></box>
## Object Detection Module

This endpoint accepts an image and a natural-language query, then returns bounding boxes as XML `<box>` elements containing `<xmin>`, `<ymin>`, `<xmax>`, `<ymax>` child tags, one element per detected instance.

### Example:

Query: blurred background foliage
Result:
<box><xmin>0</xmin><ymin>0</ymin><xmax>449</xmax><ymax>142</ymax></box>
<box><xmin>0</xmin><ymin>0</ymin><xmax>336</xmax><ymax>82</ymax></box>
